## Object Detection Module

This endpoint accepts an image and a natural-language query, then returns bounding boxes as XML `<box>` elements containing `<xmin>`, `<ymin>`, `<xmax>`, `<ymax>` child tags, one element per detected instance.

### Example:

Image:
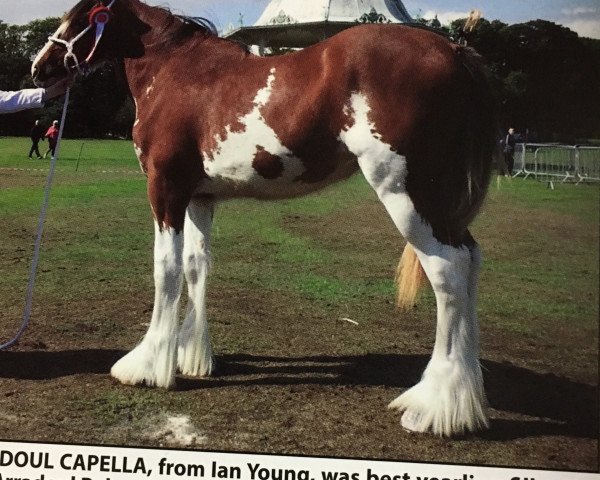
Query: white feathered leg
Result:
<box><xmin>344</xmin><ymin>124</ymin><xmax>487</xmax><ymax>435</ymax></box>
<box><xmin>177</xmin><ymin>198</ymin><xmax>214</xmax><ymax>377</ymax></box>
<box><xmin>111</xmin><ymin>222</ymin><xmax>183</xmax><ymax>388</ymax></box>
<box><xmin>389</xmin><ymin>242</ymin><xmax>488</xmax><ymax>436</ymax></box>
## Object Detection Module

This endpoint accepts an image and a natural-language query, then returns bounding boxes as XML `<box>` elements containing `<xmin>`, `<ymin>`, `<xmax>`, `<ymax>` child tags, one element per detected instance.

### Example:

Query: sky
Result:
<box><xmin>1</xmin><ymin>0</ymin><xmax>599</xmax><ymax>39</ymax></box>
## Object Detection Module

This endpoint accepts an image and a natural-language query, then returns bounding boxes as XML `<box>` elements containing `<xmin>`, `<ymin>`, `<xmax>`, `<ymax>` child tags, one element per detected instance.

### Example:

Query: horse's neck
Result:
<box><xmin>119</xmin><ymin>0</ymin><xmax>186</xmax><ymax>98</ymax></box>
<box><xmin>120</xmin><ymin>0</ymin><xmax>243</xmax><ymax>101</ymax></box>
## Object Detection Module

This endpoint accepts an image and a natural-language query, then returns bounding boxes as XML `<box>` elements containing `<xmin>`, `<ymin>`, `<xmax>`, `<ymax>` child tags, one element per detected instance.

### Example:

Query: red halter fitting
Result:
<box><xmin>88</xmin><ymin>5</ymin><xmax>113</xmax><ymax>26</ymax></box>
<box><xmin>84</xmin><ymin>2</ymin><xmax>114</xmax><ymax>64</ymax></box>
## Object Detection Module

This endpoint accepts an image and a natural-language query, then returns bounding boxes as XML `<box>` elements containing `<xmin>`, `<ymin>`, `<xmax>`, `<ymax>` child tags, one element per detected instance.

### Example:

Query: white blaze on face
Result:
<box><xmin>32</xmin><ymin>22</ymin><xmax>69</xmax><ymax>79</ymax></box>
<box><xmin>202</xmin><ymin>68</ymin><xmax>305</xmax><ymax>189</ymax></box>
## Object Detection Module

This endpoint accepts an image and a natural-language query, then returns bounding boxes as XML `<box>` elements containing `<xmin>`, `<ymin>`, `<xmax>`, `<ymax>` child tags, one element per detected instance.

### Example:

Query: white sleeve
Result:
<box><xmin>0</xmin><ymin>88</ymin><xmax>45</xmax><ymax>114</ymax></box>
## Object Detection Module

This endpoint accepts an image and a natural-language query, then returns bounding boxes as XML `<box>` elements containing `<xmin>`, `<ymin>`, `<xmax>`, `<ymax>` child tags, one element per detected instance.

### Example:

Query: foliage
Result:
<box><xmin>0</xmin><ymin>22</ymin><xmax>31</xmax><ymax>88</ymax></box>
<box><xmin>451</xmin><ymin>17</ymin><xmax>600</xmax><ymax>141</ymax></box>
<box><xmin>0</xmin><ymin>16</ymin><xmax>599</xmax><ymax>142</ymax></box>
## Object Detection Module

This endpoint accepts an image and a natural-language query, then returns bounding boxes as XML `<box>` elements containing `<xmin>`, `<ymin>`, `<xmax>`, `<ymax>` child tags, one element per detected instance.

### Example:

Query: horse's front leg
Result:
<box><xmin>178</xmin><ymin>198</ymin><xmax>215</xmax><ymax>376</ymax></box>
<box><xmin>111</xmin><ymin>170</ymin><xmax>189</xmax><ymax>388</ymax></box>
<box><xmin>111</xmin><ymin>221</ymin><xmax>184</xmax><ymax>388</ymax></box>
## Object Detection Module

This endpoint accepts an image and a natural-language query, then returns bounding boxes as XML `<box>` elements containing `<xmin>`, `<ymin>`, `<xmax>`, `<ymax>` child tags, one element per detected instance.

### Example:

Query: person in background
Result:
<box><xmin>0</xmin><ymin>78</ymin><xmax>71</xmax><ymax>114</ymax></box>
<box><xmin>28</xmin><ymin>119</ymin><xmax>45</xmax><ymax>159</ymax></box>
<box><xmin>44</xmin><ymin>120</ymin><xmax>60</xmax><ymax>159</ymax></box>
<box><xmin>503</xmin><ymin>127</ymin><xmax>517</xmax><ymax>175</ymax></box>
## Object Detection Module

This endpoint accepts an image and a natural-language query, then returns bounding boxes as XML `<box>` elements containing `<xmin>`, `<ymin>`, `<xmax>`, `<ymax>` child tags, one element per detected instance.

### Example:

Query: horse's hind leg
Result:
<box><xmin>389</xmin><ymin>238</ymin><xmax>488</xmax><ymax>436</ymax></box>
<box><xmin>354</xmin><ymin>150</ymin><xmax>488</xmax><ymax>436</ymax></box>
<box><xmin>177</xmin><ymin>198</ymin><xmax>214</xmax><ymax>376</ymax></box>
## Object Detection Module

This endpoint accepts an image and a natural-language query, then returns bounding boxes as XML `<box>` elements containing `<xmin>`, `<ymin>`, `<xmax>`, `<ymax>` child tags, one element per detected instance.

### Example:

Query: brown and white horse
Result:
<box><xmin>32</xmin><ymin>0</ymin><xmax>497</xmax><ymax>437</ymax></box>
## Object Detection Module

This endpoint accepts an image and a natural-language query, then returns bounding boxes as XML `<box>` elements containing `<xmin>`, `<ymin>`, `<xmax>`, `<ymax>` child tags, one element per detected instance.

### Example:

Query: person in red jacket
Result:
<box><xmin>44</xmin><ymin>120</ymin><xmax>60</xmax><ymax>159</ymax></box>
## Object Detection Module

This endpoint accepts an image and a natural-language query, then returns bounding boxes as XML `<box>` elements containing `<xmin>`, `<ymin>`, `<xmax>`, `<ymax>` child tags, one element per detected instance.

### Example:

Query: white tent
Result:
<box><xmin>254</xmin><ymin>0</ymin><xmax>412</xmax><ymax>25</ymax></box>
<box><xmin>225</xmin><ymin>0</ymin><xmax>414</xmax><ymax>50</ymax></box>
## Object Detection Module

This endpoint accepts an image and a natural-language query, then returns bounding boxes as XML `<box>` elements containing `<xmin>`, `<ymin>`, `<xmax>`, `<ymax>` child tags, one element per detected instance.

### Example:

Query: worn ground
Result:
<box><xmin>0</xmin><ymin>138</ymin><xmax>598</xmax><ymax>472</ymax></box>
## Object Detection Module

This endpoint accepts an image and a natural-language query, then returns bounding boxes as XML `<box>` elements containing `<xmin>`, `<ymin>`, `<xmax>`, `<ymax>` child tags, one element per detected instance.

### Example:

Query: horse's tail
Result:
<box><xmin>396</xmin><ymin>46</ymin><xmax>496</xmax><ymax>311</ymax></box>
<box><xmin>395</xmin><ymin>243</ymin><xmax>426</xmax><ymax>311</ymax></box>
<box><xmin>451</xmin><ymin>45</ymin><xmax>498</xmax><ymax>231</ymax></box>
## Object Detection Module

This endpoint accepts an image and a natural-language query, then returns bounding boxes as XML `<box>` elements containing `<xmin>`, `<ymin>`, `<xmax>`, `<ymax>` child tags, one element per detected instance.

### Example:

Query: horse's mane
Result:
<box><xmin>64</xmin><ymin>0</ymin><xmax>218</xmax><ymax>46</ymax></box>
<box><xmin>153</xmin><ymin>13</ymin><xmax>217</xmax><ymax>47</ymax></box>
<box><xmin>177</xmin><ymin>16</ymin><xmax>218</xmax><ymax>36</ymax></box>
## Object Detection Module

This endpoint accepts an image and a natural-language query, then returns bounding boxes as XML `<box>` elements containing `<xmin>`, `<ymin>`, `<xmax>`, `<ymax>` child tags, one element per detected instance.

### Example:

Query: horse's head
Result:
<box><xmin>32</xmin><ymin>0</ymin><xmax>147</xmax><ymax>87</ymax></box>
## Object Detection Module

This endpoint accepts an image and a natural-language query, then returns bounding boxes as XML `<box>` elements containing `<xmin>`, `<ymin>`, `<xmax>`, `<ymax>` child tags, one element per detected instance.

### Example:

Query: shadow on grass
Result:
<box><xmin>0</xmin><ymin>349</ymin><xmax>596</xmax><ymax>441</ymax></box>
<box><xmin>0</xmin><ymin>348</ymin><xmax>124</xmax><ymax>378</ymax></box>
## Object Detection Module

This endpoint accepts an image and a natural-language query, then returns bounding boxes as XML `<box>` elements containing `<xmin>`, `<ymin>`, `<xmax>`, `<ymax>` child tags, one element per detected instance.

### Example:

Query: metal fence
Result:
<box><xmin>512</xmin><ymin>143</ymin><xmax>600</xmax><ymax>184</ymax></box>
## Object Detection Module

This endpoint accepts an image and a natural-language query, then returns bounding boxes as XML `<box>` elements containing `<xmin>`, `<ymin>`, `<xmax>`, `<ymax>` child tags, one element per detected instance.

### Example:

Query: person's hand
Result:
<box><xmin>42</xmin><ymin>77</ymin><xmax>73</xmax><ymax>102</ymax></box>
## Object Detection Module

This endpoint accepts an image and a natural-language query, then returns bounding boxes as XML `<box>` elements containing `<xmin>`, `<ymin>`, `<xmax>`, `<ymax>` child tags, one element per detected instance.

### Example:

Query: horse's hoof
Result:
<box><xmin>177</xmin><ymin>350</ymin><xmax>214</xmax><ymax>377</ymax></box>
<box><xmin>177</xmin><ymin>334</ymin><xmax>214</xmax><ymax>377</ymax></box>
<box><xmin>111</xmin><ymin>342</ymin><xmax>176</xmax><ymax>389</ymax></box>
<box><xmin>400</xmin><ymin>410</ymin><xmax>430</xmax><ymax>434</ymax></box>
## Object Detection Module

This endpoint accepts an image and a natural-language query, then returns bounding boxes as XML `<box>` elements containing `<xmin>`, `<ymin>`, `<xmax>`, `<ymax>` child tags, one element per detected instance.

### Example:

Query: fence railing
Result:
<box><xmin>512</xmin><ymin>143</ymin><xmax>600</xmax><ymax>184</ymax></box>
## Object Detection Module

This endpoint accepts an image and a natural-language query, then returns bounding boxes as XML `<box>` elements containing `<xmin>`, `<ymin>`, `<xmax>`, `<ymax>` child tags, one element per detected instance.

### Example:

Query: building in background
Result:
<box><xmin>225</xmin><ymin>0</ymin><xmax>414</xmax><ymax>53</ymax></box>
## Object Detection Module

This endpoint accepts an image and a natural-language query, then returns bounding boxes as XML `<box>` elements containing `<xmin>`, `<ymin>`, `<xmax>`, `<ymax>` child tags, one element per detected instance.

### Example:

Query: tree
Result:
<box><xmin>21</xmin><ymin>18</ymin><xmax>61</xmax><ymax>62</ymax></box>
<box><xmin>0</xmin><ymin>22</ymin><xmax>30</xmax><ymax>89</ymax></box>
<box><xmin>64</xmin><ymin>63</ymin><xmax>130</xmax><ymax>138</ymax></box>
<box><xmin>451</xmin><ymin>16</ymin><xmax>600</xmax><ymax>141</ymax></box>
<box><xmin>0</xmin><ymin>15</ymin><xmax>598</xmax><ymax>142</ymax></box>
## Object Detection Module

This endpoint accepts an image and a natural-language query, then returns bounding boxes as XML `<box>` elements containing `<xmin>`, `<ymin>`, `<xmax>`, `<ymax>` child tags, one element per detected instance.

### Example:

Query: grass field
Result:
<box><xmin>0</xmin><ymin>137</ymin><xmax>598</xmax><ymax>471</ymax></box>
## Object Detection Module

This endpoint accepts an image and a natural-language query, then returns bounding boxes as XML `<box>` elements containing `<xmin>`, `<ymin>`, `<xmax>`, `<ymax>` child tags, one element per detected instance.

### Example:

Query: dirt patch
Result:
<box><xmin>143</xmin><ymin>414</ymin><xmax>207</xmax><ymax>448</ymax></box>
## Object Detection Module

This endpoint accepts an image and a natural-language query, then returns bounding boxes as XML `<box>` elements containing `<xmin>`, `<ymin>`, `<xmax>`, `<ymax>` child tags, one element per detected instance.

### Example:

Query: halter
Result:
<box><xmin>49</xmin><ymin>0</ymin><xmax>116</xmax><ymax>75</ymax></box>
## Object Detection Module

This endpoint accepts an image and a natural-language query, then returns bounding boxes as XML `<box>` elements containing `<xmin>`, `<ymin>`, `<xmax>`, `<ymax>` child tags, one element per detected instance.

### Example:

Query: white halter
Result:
<box><xmin>49</xmin><ymin>0</ymin><xmax>116</xmax><ymax>75</ymax></box>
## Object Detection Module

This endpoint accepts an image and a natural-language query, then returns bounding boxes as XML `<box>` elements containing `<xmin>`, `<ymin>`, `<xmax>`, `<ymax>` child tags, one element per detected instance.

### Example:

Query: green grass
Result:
<box><xmin>0</xmin><ymin>136</ymin><xmax>138</xmax><ymax>170</ymax></box>
<box><xmin>0</xmin><ymin>136</ymin><xmax>598</xmax><ymax>347</ymax></box>
<box><xmin>475</xmin><ymin>178</ymin><xmax>599</xmax><ymax>335</ymax></box>
<box><xmin>72</xmin><ymin>389</ymin><xmax>164</xmax><ymax>427</ymax></box>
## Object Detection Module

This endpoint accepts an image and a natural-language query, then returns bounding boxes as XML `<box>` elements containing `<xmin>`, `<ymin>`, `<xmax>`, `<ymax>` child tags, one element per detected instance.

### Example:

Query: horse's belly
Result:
<box><xmin>199</xmin><ymin>149</ymin><xmax>356</xmax><ymax>199</ymax></box>
<box><xmin>201</xmin><ymin>149</ymin><xmax>307</xmax><ymax>199</ymax></box>
<box><xmin>199</xmin><ymin>121</ymin><xmax>357</xmax><ymax>199</ymax></box>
